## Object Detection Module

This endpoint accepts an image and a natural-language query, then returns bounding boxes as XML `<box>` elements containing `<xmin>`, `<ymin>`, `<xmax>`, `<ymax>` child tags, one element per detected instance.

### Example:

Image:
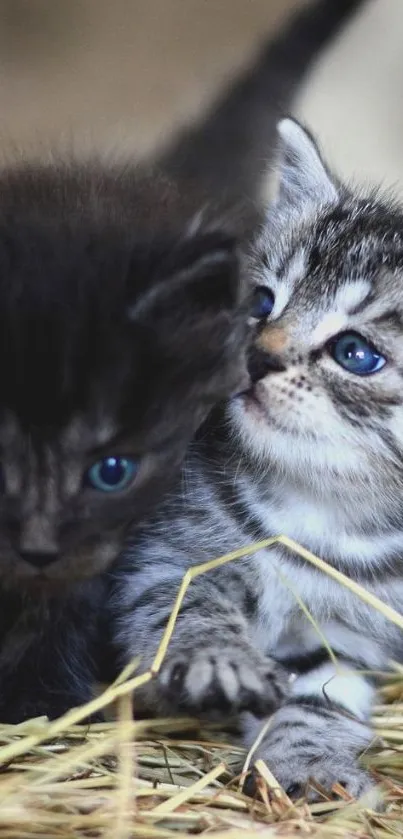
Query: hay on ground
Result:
<box><xmin>0</xmin><ymin>537</ymin><xmax>402</xmax><ymax>838</ymax></box>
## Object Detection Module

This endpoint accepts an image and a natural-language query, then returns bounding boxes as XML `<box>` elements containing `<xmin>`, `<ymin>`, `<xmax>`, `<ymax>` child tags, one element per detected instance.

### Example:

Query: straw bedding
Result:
<box><xmin>1</xmin><ymin>536</ymin><xmax>403</xmax><ymax>839</ymax></box>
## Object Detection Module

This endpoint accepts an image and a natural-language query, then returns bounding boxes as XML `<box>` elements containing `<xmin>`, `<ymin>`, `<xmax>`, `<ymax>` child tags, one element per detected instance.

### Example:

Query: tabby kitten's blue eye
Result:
<box><xmin>328</xmin><ymin>331</ymin><xmax>386</xmax><ymax>375</ymax></box>
<box><xmin>251</xmin><ymin>286</ymin><xmax>275</xmax><ymax>319</ymax></box>
<box><xmin>85</xmin><ymin>457</ymin><xmax>138</xmax><ymax>492</ymax></box>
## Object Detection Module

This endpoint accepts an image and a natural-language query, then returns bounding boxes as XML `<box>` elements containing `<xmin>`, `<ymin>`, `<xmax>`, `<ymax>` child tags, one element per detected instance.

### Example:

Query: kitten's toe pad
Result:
<box><xmin>158</xmin><ymin>644</ymin><xmax>287</xmax><ymax>716</ymax></box>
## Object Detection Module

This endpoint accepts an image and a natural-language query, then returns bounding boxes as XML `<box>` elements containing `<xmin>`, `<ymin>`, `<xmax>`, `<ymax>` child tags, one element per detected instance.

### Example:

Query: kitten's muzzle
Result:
<box><xmin>19</xmin><ymin>549</ymin><xmax>60</xmax><ymax>569</ymax></box>
<box><xmin>248</xmin><ymin>346</ymin><xmax>286</xmax><ymax>384</ymax></box>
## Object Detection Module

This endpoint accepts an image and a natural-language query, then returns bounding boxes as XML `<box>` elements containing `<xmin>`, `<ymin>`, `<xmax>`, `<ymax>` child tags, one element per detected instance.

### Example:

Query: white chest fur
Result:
<box><xmin>240</xmin><ymin>482</ymin><xmax>403</xmax><ymax>661</ymax></box>
<box><xmin>249</xmin><ymin>479</ymin><xmax>403</xmax><ymax>575</ymax></box>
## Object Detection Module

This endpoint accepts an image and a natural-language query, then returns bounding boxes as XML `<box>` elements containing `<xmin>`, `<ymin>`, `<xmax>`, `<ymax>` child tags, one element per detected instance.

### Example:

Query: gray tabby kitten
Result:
<box><xmin>114</xmin><ymin>117</ymin><xmax>403</xmax><ymax>800</ymax></box>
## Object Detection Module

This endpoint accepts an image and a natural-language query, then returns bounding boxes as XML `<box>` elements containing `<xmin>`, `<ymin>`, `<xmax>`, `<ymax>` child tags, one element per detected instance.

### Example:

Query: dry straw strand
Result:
<box><xmin>1</xmin><ymin>530</ymin><xmax>403</xmax><ymax>769</ymax></box>
<box><xmin>0</xmin><ymin>534</ymin><xmax>403</xmax><ymax>837</ymax></box>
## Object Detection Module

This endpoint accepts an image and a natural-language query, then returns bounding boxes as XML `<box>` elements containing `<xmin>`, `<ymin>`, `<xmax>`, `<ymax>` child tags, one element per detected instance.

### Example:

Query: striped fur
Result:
<box><xmin>114</xmin><ymin>120</ymin><xmax>403</xmax><ymax>799</ymax></box>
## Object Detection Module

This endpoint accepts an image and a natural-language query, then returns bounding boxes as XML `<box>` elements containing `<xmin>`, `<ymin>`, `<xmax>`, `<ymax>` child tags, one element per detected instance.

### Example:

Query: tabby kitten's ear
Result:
<box><xmin>274</xmin><ymin>117</ymin><xmax>338</xmax><ymax>211</ymax></box>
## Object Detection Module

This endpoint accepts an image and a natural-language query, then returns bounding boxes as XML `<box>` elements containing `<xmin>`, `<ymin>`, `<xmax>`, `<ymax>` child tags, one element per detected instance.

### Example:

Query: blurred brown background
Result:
<box><xmin>0</xmin><ymin>0</ymin><xmax>402</xmax><ymax>189</ymax></box>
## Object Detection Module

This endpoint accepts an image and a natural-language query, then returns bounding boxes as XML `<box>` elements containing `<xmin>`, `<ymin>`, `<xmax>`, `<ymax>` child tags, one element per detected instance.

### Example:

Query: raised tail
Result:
<box><xmin>157</xmin><ymin>0</ymin><xmax>367</xmax><ymax>224</ymax></box>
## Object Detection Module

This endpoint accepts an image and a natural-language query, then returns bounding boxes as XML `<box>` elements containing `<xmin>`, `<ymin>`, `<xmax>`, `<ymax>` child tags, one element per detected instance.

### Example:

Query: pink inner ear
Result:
<box><xmin>276</xmin><ymin>118</ymin><xmax>338</xmax><ymax>210</ymax></box>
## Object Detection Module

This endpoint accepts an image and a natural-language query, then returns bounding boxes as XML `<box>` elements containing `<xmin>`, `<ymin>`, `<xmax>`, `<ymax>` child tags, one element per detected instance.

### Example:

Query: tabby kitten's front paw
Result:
<box><xmin>158</xmin><ymin>642</ymin><xmax>287</xmax><ymax>717</ymax></box>
<box><xmin>244</xmin><ymin>703</ymin><xmax>374</xmax><ymax>802</ymax></box>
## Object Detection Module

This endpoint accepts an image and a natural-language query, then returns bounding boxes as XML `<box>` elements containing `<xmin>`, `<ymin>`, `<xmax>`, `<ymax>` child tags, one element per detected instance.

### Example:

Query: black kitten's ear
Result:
<box><xmin>128</xmin><ymin>230</ymin><xmax>243</xmax><ymax>325</ymax></box>
<box><xmin>273</xmin><ymin>117</ymin><xmax>338</xmax><ymax>212</ymax></box>
<box><xmin>127</xmin><ymin>229</ymin><xmax>248</xmax><ymax>399</ymax></box>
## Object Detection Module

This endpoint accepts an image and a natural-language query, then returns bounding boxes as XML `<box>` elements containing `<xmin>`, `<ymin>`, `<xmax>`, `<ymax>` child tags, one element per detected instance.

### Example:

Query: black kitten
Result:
<box><xmin>0</xmin><ymin>0</ymin><xmax>365</xmax><ymax>722</ymax></box>
<box><xmin>0</xmin><ymin>160</ymin><xmax>248</xmax><ymax>722</ymax></box>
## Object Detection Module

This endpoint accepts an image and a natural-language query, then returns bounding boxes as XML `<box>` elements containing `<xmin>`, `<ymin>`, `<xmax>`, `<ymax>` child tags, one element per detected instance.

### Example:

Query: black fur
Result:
<box><xmin>158</xmin><ymin>0</ymin><xmax>367</xmax><ymax>236</ymax></box>
<box><xmin>0</xmin><ymin>160</ymin><xmax>248</xmax><ymax>722</ymax></box>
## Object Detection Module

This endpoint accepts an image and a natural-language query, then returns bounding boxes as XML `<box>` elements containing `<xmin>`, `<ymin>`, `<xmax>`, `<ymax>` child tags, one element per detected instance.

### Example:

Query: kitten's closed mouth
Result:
<box><xmin>239</xmin><ymin>387</ymin><xmax>267</xmax><ymax>421</ymax></box>
<box><xmin>19</xmin><ymin>570</ymin><xmax>82</xmax><ymax>594</ymax></box>
<box><xmin>232</xmin><ymin>374</ymin><xmax>253</xmax><ymax>398</ymax></box>
<box><xmin>22</xmin><ymin>575</ymin><xmax>62</xmax><ymax>592</ymax></box>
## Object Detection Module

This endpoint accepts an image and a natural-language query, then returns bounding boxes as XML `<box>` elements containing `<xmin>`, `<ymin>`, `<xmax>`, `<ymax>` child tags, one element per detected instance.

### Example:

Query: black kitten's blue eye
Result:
<box><xmin>328</xmin><ymin>331</ymin><xmax>386</xmax><ymax>376</ymax></box>
<box><xmin>85</xmin><ymin>457</ymin><xmax>138</xmax><ymax>493</ymax></box>
<box><xmin>251</xmin><ymin>286</ymin><xmax>275</xmax><ymax>319</ymax></box>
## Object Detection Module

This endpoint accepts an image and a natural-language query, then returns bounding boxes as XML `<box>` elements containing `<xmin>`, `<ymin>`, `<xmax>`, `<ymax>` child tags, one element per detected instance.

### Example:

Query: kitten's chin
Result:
<box><xmin>235</xmin><ymin>387</ymin><xmax>270</xmax><ymax>423</ymax></box>
<box><xmin>229</xmin><ymin>389</ymin><xmax>290</xmax><ymax>458</ymax></box>
<box><xmin>19</xmin><ymin>575</ymin><xmax>74</xmax><ymax>595</ymax></box>
<box><xmin>7</xmin><ymin>566</ymin><xmax>100</xmax><ymax>594</ymax></box>
<box><xmin>233</xmin><ymin>385</ymin><xmax>316</xmax><ymax>440</ymax></box>
<box><xmin>230</xmin><ymin>391</ymin><xmax>369</xmax><ymax>484</ymax></box>
<box><xmin>229</xmin><ymin>387</ymin><xmax>318</xmax><ymax>467</ymax></box>
<box><xmin>233</xmin><ymin>385</ymin><xmax>288</xmax><ymax>434</ymax></box>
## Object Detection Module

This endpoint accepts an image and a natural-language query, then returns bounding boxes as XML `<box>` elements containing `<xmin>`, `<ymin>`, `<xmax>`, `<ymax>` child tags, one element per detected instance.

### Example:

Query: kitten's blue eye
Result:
<box><xmin>251</xmin><ymin>286</ymin><xmax>275</xmax><ymax>319</ymax></box>
<box><xmin>85</xmin><ymin>457</ymin><xmax>138</xmax><ymax>492</ymax></box>
<box><xmin>328</xmin><ymin>331</ymin><xmax>386</xmax><ymax>376</ymax></box>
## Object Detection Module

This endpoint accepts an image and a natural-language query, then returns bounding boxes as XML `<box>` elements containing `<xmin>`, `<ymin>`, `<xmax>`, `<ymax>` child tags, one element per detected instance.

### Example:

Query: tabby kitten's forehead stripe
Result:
<box><xmin>335</xmin><ymin>278</ymin><xmax>372</xmax><ymax>315</ymax></box>
<box><xmin>115</xmin><ymin>116</ymin><xmax>403</xmax><ymax>801</ymax></box>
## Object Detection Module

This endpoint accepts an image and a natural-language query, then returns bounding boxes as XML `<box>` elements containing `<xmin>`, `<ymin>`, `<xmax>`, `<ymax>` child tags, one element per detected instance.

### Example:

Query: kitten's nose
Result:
<box><xmin>19</xmin><ymin>550</ymin><xmax>59</xmax><ymax>569</ymax></box>
<box><xmin>248</xmin><ymin>347</ymin><xmax>286</xmax><ymax>383</ymax></box>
